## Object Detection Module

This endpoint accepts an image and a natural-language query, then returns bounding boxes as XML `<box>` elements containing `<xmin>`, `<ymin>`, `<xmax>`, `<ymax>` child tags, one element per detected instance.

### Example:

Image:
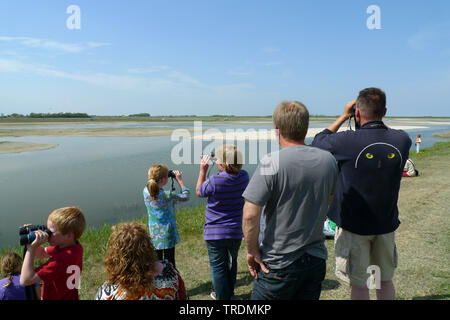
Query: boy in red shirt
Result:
<box><xmin>20</xmin><ymin>207</ymin><xmax>86</xmax><ymax>300</ymax></box>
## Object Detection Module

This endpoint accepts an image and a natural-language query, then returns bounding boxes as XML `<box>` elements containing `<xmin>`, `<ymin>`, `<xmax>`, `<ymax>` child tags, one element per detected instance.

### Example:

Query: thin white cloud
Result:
<box><xmin>128</xmin><ymin>65</ymin><xmax>206</xmax><ymax>87</ymax></box>
<box><xmin>264</xmin><ymin>61</ymin><xmax>282</xmax><ymax>67</ymax></box>
<box><xmin>262</xmin><ymin>47</ymin><xmax>281</xmax><ymax>53</ymax></box>
<box><xmin>407</xmin><ymin>21</ymin><xmax>450</xmax><ymax>51</ymax></box>
<box><xmin>0</xmin><ymin>58</ymin><xmax>253</xmax><ymax>94</ymax></box>
<box><xmin>0</xmin><ymin>36</ymin><xmax>110</xmax><ymax>53</ymax></box>
<box><xmin>127</xmin><ymin>66</ymin><xmax>171</xmax><ymax>74</ymax></box>
<box><xmin>0</xmin><ymin>58</ymin><xmax>172</xmax><ymax>90</ymax></box>
<box><xmin>227</xmin><ymin>67</ymin><xmax>252</xmax><ymax>76</ymax></box>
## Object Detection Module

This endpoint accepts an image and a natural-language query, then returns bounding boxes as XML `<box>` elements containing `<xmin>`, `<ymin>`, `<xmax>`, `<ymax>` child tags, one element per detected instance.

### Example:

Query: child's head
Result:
<box><xmin>417</xmin><ymin>134</ymin><xmax>421</xmax><ymax>138</ymax></box>
<box><xmin>104</xmin><ymin>222</ymin><xmax>157</xmax><ymax>299</ymax></box>
<box><xmin>147</xmin><ymin>164</ymin><xmax>169</xmax><ymax>201</ymax></box>
<box><xmin>47</xmin><ymin>207</ymin><xmax>86</xmax><ymax>245</ymax></box>
<box><xmin>215</xmin><ymin>144</ymin><xmax>243</xmax><ymax>175</ymax></box>
<box><xmin>1</xmin><ymin>252</ymin><xmax>22</xmax><ymax>279</ymax></box>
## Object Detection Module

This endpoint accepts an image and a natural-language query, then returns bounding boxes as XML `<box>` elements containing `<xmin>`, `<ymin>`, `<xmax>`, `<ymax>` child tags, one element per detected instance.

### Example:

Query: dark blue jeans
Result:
<box><xmin>206</xmin><ymin>239</ymin><xmax>242</xmax><ymax>300</ymax></box>
<box><xmin>251</xmin><ymin>253</ymin><xmax>326</xmax><ymax>300</ymax></box>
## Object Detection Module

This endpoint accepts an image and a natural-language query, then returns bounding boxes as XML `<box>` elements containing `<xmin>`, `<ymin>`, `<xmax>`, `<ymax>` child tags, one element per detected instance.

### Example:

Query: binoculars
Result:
<box><xmin>200</xmin><ymin>151</ymin><xmax>216</xmax><ymax>161</ymax></box>
<box><xmin>168</xmin><ymin>170</ymin><xmax>176</xmax><ymax>179</ymax></box>
<box><xmin>19</xmin><ymin>225</ymin><xmax>53</xmax><ymax>246</ymax></box>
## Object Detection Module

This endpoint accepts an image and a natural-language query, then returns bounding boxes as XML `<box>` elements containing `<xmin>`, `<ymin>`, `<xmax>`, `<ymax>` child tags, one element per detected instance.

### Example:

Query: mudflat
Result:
<box><xmin>0</xmin><ymin>127</ymin><xmax>193</xmax><ymax>138</ymax></box>
<box><xmin>0</xmin><ymin>141</ymin><xmax>58</xmax><ymax>154</ymax></box>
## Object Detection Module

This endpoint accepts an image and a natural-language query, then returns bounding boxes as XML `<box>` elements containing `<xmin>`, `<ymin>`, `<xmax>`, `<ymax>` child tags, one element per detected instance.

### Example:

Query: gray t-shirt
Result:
<box><xmin>243</xmin><ymin>145</ymin><xmax>338</xmax><ymax>269</ymax></box>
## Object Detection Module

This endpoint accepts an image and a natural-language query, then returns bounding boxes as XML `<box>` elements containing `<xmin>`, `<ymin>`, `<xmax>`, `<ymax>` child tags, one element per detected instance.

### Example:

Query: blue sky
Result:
<box><xmin>0</xmin><ymin>0</ymin><xmax>449</xmax><ymax>116</ymax></box>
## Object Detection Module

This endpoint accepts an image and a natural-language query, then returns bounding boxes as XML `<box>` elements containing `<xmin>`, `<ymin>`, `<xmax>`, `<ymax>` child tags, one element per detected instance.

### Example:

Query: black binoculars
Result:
<box><xmin>19</xmin><ymin>225</ymin><xmax>52</xmax><ymax>246</ymax></box>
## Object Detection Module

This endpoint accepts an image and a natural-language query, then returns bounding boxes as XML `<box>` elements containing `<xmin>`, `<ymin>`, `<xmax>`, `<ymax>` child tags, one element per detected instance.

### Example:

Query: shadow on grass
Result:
<box><xmin>187</xmin><ymin>272</ymin><xmax>341</xmax><ymax>300</ymax></box>
<box><xmin>413</xmin><ymin>294</ymin><xmax>450</xmax><ymax>300</ymax></box>
<box><xmin>187</xmin><ymin>271</ymin><xmax>254</xmax><ymax>299</ymax></box>
<box><xmin>322</xmin><ymin>279</ymin><xmax>341</xmax><ymax>291</ymax></box>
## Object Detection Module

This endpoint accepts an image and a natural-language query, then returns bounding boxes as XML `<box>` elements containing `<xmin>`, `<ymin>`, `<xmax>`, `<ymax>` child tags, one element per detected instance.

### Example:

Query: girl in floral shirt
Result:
<box><xmin>143</xmin><ymin>164</ymin><xmax>190</xmax><ymax>268</ymax></box>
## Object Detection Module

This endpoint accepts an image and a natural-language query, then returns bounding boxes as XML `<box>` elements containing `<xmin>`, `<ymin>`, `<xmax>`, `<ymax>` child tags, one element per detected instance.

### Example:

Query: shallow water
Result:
<box><xmin>0</xmin><ymin>120</ymin><xmax>448</xmax><ymax>248</ymax></box>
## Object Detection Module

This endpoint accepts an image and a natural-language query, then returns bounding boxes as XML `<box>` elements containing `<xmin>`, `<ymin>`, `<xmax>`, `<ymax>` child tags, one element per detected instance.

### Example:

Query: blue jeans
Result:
<box><xmin>206</xmin><ymin>239</ymin><xmax>242</xmax><ymax>300</ymax></box>
<box><xmin>251</xmin><ymin>253</ymin><xmax>326</xmax><ymax>300</ymax></box>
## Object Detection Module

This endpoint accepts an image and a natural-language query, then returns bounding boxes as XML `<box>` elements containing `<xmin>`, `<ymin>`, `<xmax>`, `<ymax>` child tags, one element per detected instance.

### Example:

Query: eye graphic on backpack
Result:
<box><xmin>387</xmin><ymin>153</ymin><xmax>396</xmax><ymax>159</ymax></box>
<box><xmin>365</xmin><ymin>153</ymin><xmax>374</xmax><ymax>159</ymax></box>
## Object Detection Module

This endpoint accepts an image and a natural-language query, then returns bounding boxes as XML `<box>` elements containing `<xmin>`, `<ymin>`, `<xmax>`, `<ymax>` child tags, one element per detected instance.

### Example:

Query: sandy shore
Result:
<box><xmin>0</xmin><ymin>127</ymin><xmax>199</xmax><ymax>138</ymax></box>
<box><xmin>0</xmin><ymin>123</ymin><xmax>430</xmax><ymax>154</ymax></box>
<box><xmin>433</xmin><ymin>130</ymin><xmax>450</xmax><ymax>138</ymax></box>
<box><xmin>0</xmin><ymin>141</ymin><xmax>58</xmax><ymax>154</ymax></box>
<box><xmin>190</xmin><ymin>125</ymin><xmax>429</xmax><ymax>140</ymax></box>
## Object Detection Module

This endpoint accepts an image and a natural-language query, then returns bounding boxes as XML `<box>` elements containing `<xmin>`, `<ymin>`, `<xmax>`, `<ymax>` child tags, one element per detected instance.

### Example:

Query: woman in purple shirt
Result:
<box><xmin>196</xmin><ymin>144</ymin><xmax>249</xmax><ymax>300</ymax></box>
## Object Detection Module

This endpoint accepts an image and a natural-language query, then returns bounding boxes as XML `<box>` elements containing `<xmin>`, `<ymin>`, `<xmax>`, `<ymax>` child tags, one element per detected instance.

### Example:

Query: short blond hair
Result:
<box><xmin>216</xmin><ymin>144</ymin><xmax>243</xmax><ymax>175</ymax></box>
<box><xmin>48</xmin><ymin>207</ymin><xmax>86</xmax><ymax>240</ymax></box>
<box><xmin>273</xmin><ymin>100</ymin><xmax>309</xmax><ymax>141</ymax></box>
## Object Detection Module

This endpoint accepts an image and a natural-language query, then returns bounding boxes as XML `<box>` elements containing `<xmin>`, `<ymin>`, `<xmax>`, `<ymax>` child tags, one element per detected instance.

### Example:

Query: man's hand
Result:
<box><xmin>247</xmin><ymin>251</ymin><xmax>269</xmax><ymax>280</ymax></box>
<box><xmin>343</xmin><ymin>99</ymin><xmax>357</xmax><ymax>120</ymax></box>
<box><xmin>327</xmin><ymin>99</ymin><xmax>357</xmax><ymax>133</ymax></box>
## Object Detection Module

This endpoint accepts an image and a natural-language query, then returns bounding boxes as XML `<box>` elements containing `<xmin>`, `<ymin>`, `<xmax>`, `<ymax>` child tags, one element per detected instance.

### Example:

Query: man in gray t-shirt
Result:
<box><xmin>242</xmin><ymin>100</ymin><xmax>338</xmax><ymax>300</ymax></box>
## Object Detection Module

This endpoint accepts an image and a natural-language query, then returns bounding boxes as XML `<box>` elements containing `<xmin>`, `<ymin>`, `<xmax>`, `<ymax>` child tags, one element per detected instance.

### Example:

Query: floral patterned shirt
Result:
<box><xmin>143</xmin><ymin>187</ymin><xmax>190</xmax><ymax>249</ymax></box>
<box><xmin>95</xmin><ymin>260</ymin><xmax>188</xmax><ymax>300</ymax></box>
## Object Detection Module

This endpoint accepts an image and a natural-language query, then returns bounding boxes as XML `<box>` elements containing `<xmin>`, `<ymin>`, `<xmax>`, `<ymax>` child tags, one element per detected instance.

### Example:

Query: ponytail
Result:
<box><xmin>147</xmin><ymin>178</ymin><xmax>160</xmax><ymax>201</ymax></box>
<box><xmin>147</xmin><ymin>165</ymin><xmax>169</xmax><ymax>201</ymax></box>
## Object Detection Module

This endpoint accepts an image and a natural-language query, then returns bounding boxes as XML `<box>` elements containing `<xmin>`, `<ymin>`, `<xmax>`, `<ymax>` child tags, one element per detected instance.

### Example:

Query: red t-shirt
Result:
<box><xmin>35</xmin><ymin>242</ymin><xmax>83</xmax><ymax>300</ymax></box>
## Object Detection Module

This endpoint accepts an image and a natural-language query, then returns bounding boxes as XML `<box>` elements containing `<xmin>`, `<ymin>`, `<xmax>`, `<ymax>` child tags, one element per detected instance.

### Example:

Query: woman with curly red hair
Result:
<box><xmin>95</xmin><ymin>222</ymin><xmax>187</xmax><ymax>300</ymax></box>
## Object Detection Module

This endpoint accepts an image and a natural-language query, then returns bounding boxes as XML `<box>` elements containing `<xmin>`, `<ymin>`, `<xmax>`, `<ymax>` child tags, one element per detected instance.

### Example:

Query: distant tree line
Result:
<box><xmin>0</xmin><ymin>112</ymin><xmax>91</xmax><ymax>118</ymax></box>
<box><xmin>128</xmin><ymin>113</ymin><xmax>151</xmax><ymax>117</ymax></box>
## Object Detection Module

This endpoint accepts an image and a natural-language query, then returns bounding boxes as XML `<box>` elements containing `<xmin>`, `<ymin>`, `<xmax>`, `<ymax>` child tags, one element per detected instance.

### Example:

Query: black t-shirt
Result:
<box><xmin>311</xmin><ymin>121</ymin><xmax>412</xmax><ymax>235</ymax></box>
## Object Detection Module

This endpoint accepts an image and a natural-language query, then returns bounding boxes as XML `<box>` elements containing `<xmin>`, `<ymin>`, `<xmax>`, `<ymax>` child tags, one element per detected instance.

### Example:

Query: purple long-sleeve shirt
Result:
<box><xmin>199</xmin><ymin>170</ymin><xmax>249</xmax><ymax>240</ymax></box>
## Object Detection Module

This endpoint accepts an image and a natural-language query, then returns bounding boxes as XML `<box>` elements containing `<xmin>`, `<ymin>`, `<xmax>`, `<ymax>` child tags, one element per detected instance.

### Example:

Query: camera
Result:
<box><xmin>168</xmin><ymin>170</ymin><xmax>176</xmax><ymax>179</ymax></box>
<box><xmin>19</xmin><ymin>225</ymin><xmax>53</xmax><ymax>246</ymax></box>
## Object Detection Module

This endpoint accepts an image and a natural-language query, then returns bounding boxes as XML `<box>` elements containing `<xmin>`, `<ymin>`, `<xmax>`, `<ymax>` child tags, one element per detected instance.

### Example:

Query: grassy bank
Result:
<box><xmin>2</xmin><ymin>142</ymin><xmax>449</xmax><ymax>300</ymax></box>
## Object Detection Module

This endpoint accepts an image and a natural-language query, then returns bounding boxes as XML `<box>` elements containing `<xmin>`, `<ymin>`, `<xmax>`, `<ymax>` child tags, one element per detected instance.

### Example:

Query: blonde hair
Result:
<box><xmin>1</xmin><ymin>252</ymin><xmax>22</xmax><ymax>287</ymax></box>
<box><xmin>104</xmin><ymin>222</ymin><xmax>157</xmax><ymax>300</ymax></box>
<box><xmin>216</xmin><ymin>144</ymin><xmax>243</xmax><ymax>175</ymax></box>
<box><xmin>147</xmin><ymin>164</ymin><xmax>169</xmax><ymax>201</ymax></box>
<box><xmin>273</xmin><ymin>100</ymin><xmax>309</xmax><ymax>141</ymax></box>
<box><xmin>48</xmin><ymin>207</ymin><xmax>86</xmax><ymax>241</ymax></box>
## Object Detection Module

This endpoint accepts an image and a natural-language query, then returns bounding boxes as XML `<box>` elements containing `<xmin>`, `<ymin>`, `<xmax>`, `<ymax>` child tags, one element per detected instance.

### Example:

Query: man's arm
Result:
<box><xmin>312</xmin><ymin>99</ymin><xmax>356</xmax><ymax>151</ymax></box>
<box><xmin>242</xmin><ymin>200</ymin><xmax>269</xmax><ymax>279</ymax></box>
<box><xmin>327</xmin><ymin>99</ymin><xmax>356</xmax><ymax>133</ymax></box>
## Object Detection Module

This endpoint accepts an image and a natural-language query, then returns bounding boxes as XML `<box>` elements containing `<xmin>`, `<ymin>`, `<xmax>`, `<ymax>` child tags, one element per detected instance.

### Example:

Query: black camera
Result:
<box><xmin>168</xmin><ymin>170</ymin><xmax>176</xmax><ymax>178</ymax></box>
<box><xmin>19</xmin><ymin>225</ymin><xmax>53</xmax><ymax>246</ymax></box>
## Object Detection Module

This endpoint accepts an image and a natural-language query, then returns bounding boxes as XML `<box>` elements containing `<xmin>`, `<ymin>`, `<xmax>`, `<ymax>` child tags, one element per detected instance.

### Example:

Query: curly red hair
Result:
<box><xmin>104</xmin><ymin>222</ymin><xmax>157</xmax><ymax>299</ymax></box>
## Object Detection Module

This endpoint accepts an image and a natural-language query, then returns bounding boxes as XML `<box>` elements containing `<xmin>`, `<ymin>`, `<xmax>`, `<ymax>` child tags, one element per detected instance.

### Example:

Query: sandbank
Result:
<box><xmin>190</xmin><ymin>125</ymin><xmax>429</xmax><ymax>141</ymax></box>
<box><xmin>0</xmin><ymin>141</ymin><xmax>58</xmax><ymax>154</ymax></box>
<box><xmin>0</xmin><ymin>127</ymin><xmax>196</xmax><ymax>138</ymax></box>
<box><xmin>433</xmin><ymin>130</ymin><xmax>450</xmax><ymax>138</ymax></box>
